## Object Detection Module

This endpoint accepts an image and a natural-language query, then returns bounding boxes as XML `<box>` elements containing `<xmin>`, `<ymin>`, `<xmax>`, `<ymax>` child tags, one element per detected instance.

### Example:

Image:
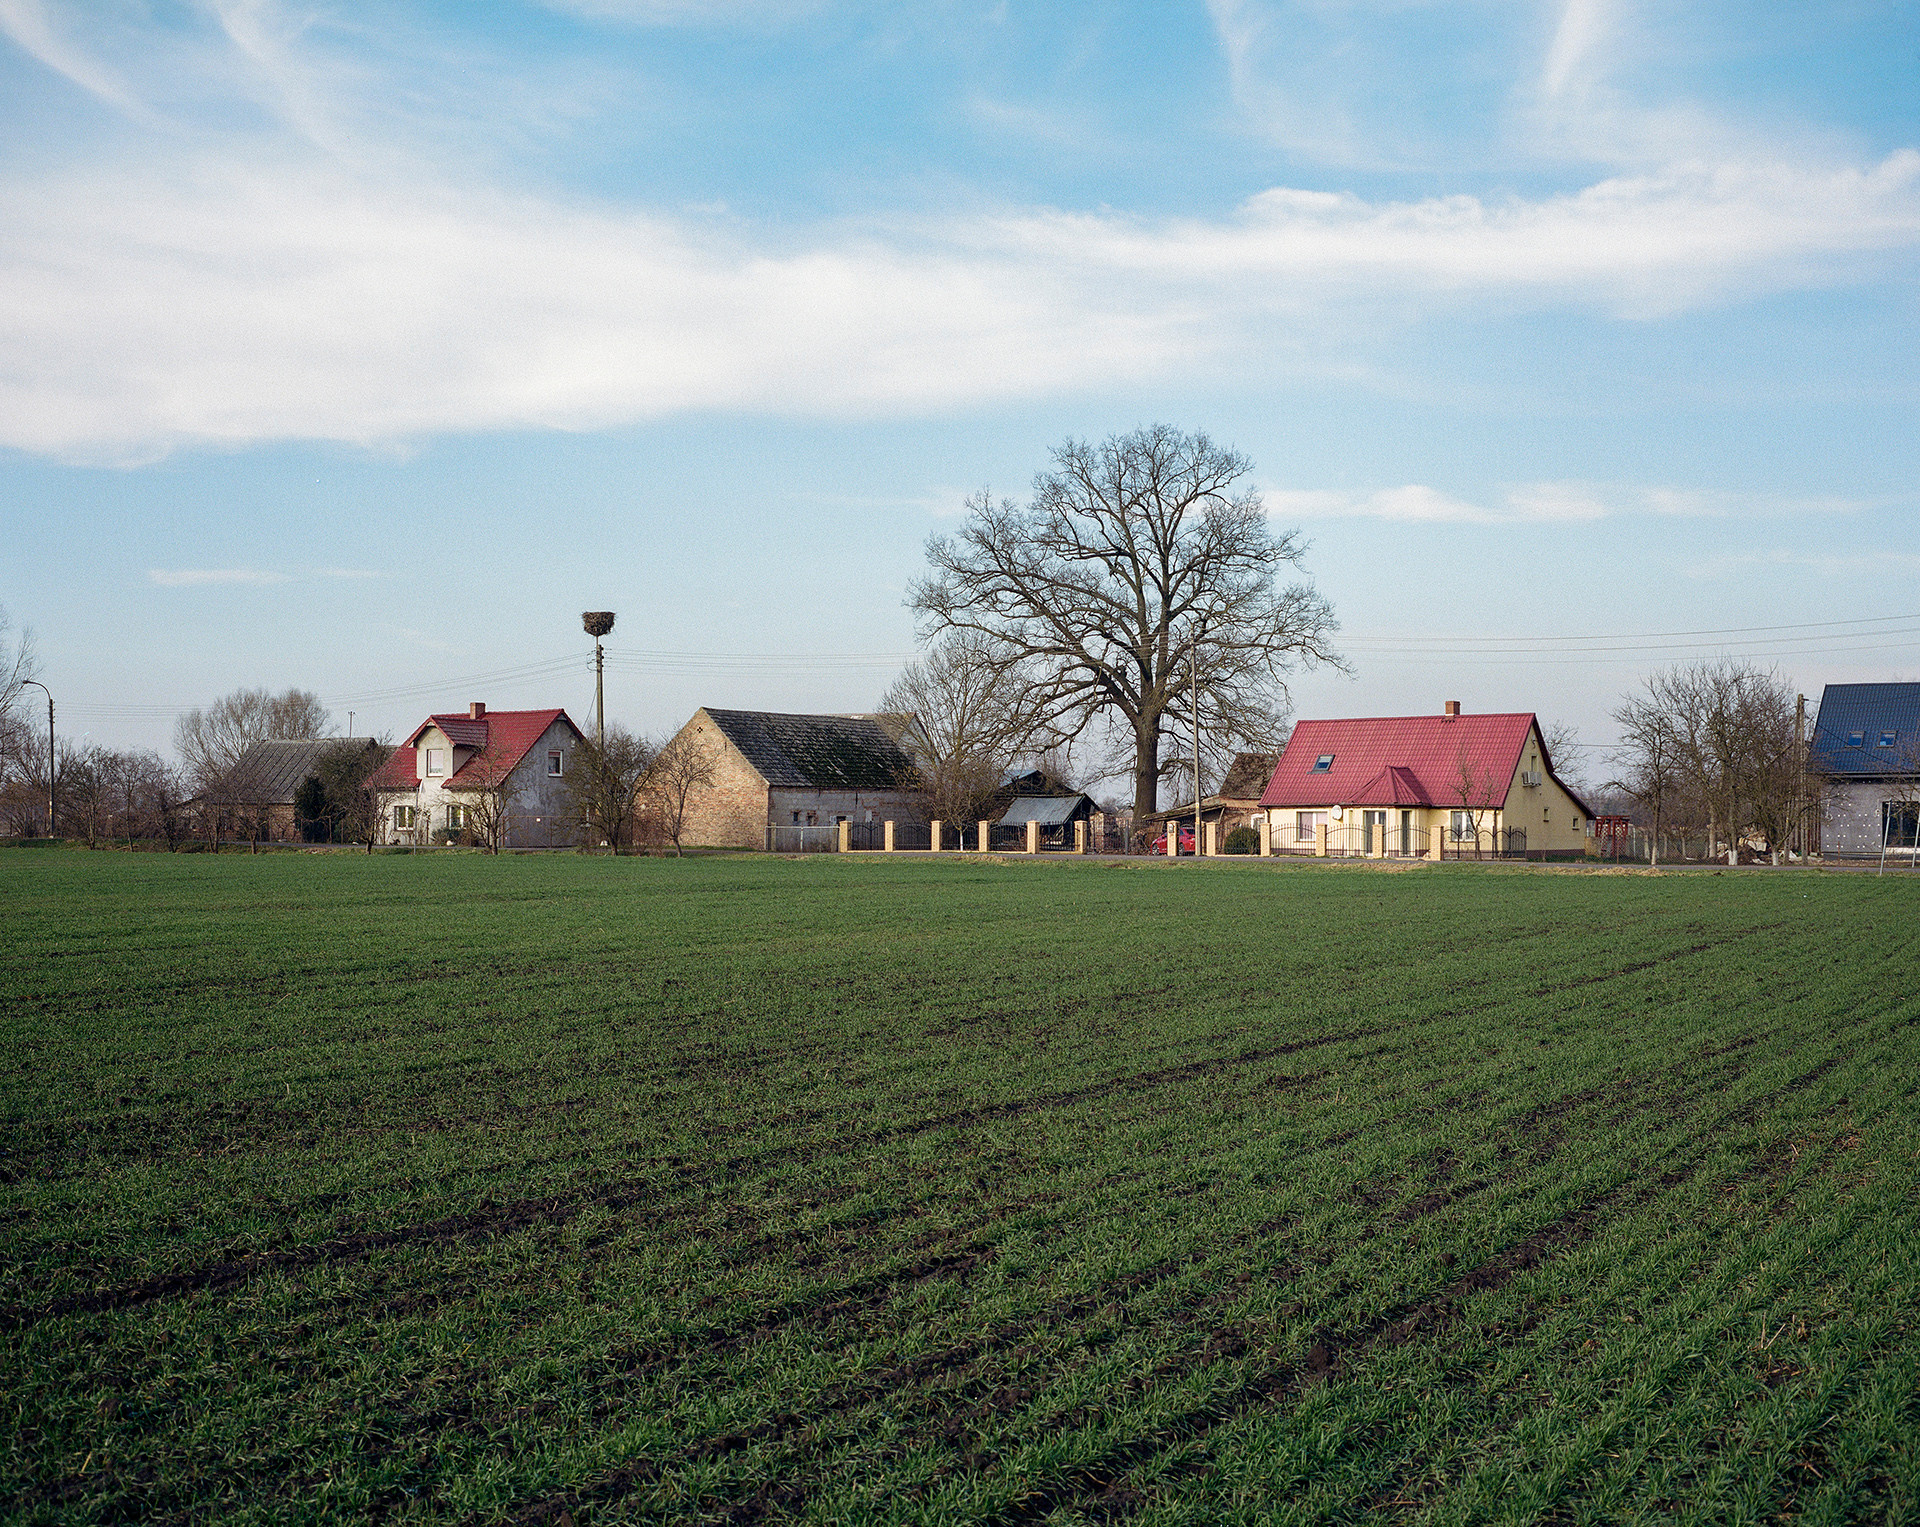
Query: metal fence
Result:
<box><xmin>766</xmin><ymin>824</ymin><xmax>841</xmax><ymax>853</ymax></box>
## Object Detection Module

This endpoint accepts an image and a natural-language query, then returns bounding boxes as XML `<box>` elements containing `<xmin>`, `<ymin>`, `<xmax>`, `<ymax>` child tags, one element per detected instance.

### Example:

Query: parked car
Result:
<box><xmin>1153</xmin><ymin>825</ymin><xmax>1197</xmax><ymax>855</ymax></box>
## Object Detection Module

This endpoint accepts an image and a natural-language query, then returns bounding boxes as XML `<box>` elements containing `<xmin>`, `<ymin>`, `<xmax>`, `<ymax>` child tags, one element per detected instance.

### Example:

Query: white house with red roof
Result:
<box><xmin>1257</xmin><ymin>702</ymin><xmax>1594</xmax><ymax>859</ymax></box>
<box><xmin>372</xmin><ymin>702</ymin><xmax>586</xmax><ymax>848</ymax></box>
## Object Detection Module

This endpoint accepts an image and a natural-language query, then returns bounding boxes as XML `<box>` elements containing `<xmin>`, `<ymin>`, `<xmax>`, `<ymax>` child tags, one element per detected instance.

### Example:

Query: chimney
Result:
<box><xmin>1443</xmin><ymin>700</ymin><xmax>1461</xmax><ymax>718</ymax></box>
<box><xmin>469</xmin><ymin>701</ymin><xmax>487</xmax><ymax>720</ymax></box>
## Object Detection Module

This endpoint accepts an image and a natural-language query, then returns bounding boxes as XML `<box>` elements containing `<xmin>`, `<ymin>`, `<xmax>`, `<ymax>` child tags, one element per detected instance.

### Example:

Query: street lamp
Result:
<box><xmin>21</xmin><ymin>679</ymin><xmax>52</xmax><ymax>837</ymax></box>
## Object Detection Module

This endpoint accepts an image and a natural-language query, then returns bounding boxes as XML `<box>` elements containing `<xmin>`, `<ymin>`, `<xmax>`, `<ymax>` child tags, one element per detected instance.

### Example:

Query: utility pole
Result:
<box><xmin>1794</xmin><ymin>693</ymin><xmax>1806</xmax><ymax>859</ymax></box>
<box><xmin>22</xmin><ymin>679</ymin><xmax>52</xmax><ymax>837</ymax></box>
<box><xmin>582</xmin><ymin>612</ymin><xmax>615</xmax><ymax>751</ymax></box>
<box><xmin>1191</xmin><ymin>637</ymin><xmax>1202</xmax><ymax>855</ymax></box>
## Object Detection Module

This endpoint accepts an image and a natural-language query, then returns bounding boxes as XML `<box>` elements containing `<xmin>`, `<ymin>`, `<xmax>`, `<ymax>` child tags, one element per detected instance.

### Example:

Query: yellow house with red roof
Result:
<box><xmin>1257</xmin><ymin>702</ymin><xmax>1594</xmax><ymax>859</ymax></box>
<box><xmin>373</xmin><ymin>701</ymin><xmax>586</xmax><ymax>848</ymax></box>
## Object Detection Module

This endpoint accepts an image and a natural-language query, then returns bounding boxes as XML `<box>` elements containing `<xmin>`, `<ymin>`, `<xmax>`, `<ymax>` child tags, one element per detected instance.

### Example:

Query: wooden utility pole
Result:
<box><xmin>1795</xmin><ymin>693</ymin><xmax>1806</xmax><ymax>859</ymax></box>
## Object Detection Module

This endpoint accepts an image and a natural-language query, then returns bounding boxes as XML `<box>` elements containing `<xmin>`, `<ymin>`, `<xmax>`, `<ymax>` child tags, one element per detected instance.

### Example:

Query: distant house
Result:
<box><xmin>373</xmin><ymin>702</ymin><xmax>585</xmax><ymax>848</ymax></box>
<box><xmin>663</xmin><ymin>708</ymin><xmax>925</xmax><ymax>850</ymax></box>
<box><xmin>1142</xmin><ymin>751</ymin><xmax>1278</xmax><ymax>841</ymax></box>
<box><xmin>1808</xmin><ymin>683</ymin><xmax>1920</xmax><ymax>858</ymax></box>
<box><xmin>202</xmin><ymin>737</ymin><xmax>386</xmax><ymax>842</ymax></box>
<box><xmin>1259</xmin><ymin>703</ymin><xmax>1592</xmax><ymax>858</ymax></box>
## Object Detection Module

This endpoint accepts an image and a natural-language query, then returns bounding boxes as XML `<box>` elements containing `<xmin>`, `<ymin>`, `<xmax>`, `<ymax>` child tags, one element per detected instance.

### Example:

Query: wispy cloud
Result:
<box><xmin>2</xmin><ymin>0</ymin><xmax>1916</xmax><ymax>460</ymax></box>
<box><xmin>1268</xmin><ymin>482</ymin><xmax>1880</xmax><ymax>526</ymax></box>
<box><xmin>0</xmin><ymin>0</ymin><xmax>142</xmax><ymax>114</ymax></box>
<box><xmin>147</xmin><ymin>567</ymin><xmax>291</xmax><ymax>586</ymax></box>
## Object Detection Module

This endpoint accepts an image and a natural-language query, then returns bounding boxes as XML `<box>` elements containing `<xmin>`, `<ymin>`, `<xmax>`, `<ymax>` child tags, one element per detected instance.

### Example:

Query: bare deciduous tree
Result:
<box><xmin>174</xmin><ymin>687</ymin><xmax>333</xmax><ymax>795</ymax></box>
<box><xmin>909</xmin><ymin>425</ymin><xmax>1342</xmax><ymax>821</ymax></box>
<box><xmin>644</xmin><ymin>729</ymin><xmax>718</xmax><ymax>856</ymax></box>
<box><xmin>878</xmin><ymin>632</ymin><xmax>1031</xmax><ymax>833</ymax></box>
<box><xmin>314</xmin><ymin>739</ymin><xmax>393</xmax><ymax>853</ymax></box>
<box><xmin>564</xmin><ymin>724</ymin><xmax>655</xmax><ymax>852</ymax></box>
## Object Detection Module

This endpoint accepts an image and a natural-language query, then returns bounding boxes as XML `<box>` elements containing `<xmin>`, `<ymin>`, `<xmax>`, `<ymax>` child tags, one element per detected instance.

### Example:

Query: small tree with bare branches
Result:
<box><xmin>645</xmin><ymin>729</ymin><xmax>718</xmax><ymax>857</ymax></box>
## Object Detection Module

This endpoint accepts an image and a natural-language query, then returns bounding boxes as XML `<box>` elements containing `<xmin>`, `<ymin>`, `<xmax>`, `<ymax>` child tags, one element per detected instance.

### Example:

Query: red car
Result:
<box><xmin>1153</xmin><ymin>825</ymin><xmax>1197</xmax><ymax>855</ymax></box>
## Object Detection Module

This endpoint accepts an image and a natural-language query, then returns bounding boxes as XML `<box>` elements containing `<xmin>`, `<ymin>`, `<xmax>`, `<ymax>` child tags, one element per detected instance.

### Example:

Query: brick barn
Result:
<box><xmin>661</xmin><ymin>708</ymin><xmax>926</xmax><ymax>850</ymax></box>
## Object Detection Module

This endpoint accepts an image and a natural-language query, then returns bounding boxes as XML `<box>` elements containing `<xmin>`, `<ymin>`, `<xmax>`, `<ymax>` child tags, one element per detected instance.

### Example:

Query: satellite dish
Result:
<box><xmin>1329</xmin><ymin>805</ymin><xmax>1344</xmax><ymax>821</ymax></box>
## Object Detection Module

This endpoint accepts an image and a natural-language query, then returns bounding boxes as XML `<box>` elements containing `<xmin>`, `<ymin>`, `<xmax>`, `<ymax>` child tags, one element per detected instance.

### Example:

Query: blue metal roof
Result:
<box><xmin>1809</xmin><ymin>683</ymin><xmax>1920</xmax><ymax>775</ymax></box>
<box><xmin>998</xmin><ymin>793</ymin><xmax>1091</xmax><ymax>827</ymax></box>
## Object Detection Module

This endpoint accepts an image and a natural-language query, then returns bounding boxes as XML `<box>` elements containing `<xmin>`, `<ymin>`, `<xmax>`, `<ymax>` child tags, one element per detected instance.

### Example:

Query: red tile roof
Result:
<box><xmin>371</xmin><ymin>746</ymin><xmax>418</xmax><ymax>791</ymax></box>
<box><xmin>396</xmin><ymin>709</ymin><xmax>583</xmax><ymax>790</ymax></box>
<box><xmin>1260</xmin><ymin>713</ymin><xmax>1541</xmax><ymax>810</ymax></box>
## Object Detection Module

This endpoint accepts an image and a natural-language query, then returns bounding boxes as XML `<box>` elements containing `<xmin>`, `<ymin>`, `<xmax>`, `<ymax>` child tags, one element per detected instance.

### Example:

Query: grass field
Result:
<box><xmin>3</xmin><ymin>850</ymin><xmax>1918</xmax><ymax>1525</ymax></box>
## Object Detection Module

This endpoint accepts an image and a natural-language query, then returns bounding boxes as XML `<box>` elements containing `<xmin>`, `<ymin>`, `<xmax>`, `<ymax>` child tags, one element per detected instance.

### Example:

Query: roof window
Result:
<box><xmin>1879</xmin><ymin>731</ymin><xmax>1898</xmax><ymax>747</ymax></box>
<box><xmin>1313</xmin><ymin>753</ymin><xmax>1335</xmax><ymax>772</ymax></box>
<box><xmin>1847</xmin><ymin>731</ymin><xmax>1865</xmax><ymax>747</ymax></box>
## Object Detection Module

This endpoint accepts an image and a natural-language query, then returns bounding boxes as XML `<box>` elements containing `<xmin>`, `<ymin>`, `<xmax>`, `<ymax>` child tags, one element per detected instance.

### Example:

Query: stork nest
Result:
<box><xmin>581</xmin><ymin>611</ymin><xmax>616</xmax><ymax>637</ymax></box>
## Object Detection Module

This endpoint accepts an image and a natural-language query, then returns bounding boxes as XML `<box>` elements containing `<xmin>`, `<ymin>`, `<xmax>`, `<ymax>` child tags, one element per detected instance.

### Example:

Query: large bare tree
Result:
<box><xmin>909</xmin><ymin>425</ymin><xmax>1341</xmax><ymax>821</ymax></box>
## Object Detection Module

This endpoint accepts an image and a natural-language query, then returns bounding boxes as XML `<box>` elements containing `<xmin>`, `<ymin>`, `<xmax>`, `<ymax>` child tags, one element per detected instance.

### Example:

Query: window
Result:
<box><xmin>1879</xmin><ymin>731</ymin><xmax>1898</xmax><ymax>748</ymax></box>
<box><xmin>1295</xmin><ymin>810</ymin><xmax>1327</xmax><ymax>841</ymax></box>
<box><xmin>1450</xmin><ymin>810</ymin><xmax>1475</xmax><ymax>842</ymax></box>
<box><xmin>791</xmin><ymin>811</ymin><xmax>801</xmax><ymax>824</ymax></box>
<box><xmin>391</xmin><ymin>805</ymin><xmax>415</xmax><ymax>830</ymax></box>
<box><xmin>1847</xmin><ymin>731</ymin><xmax>1865</xmax><ymax>748</ymax></box>
<box><xmin>425</xmin><ymin>748</ymin><xmax>445</xmax><ymax>775</ymax></box>
<box><xmin>446</xmin><ymin>803</ymin><xmax>468</xmax><ymax>830</ymax></box>
<box><xmin>1312</xmin><ymin>754</ymin><xmax>1335</xmax><ymax>772</ymax></box>
<box><xmin>547</xmin><ymin>749</ymin><xmax>563</xmax><ymax>776</ymax></box>
<box><xmin>1885</xmin><ymin>802</ymin><xmax>1920</xmax><ymax>847</ymax></box>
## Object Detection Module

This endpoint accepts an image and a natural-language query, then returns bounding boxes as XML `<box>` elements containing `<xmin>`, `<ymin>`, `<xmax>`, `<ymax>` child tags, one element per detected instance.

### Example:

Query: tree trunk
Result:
<box><xmin>1132</xmin><ymin>718</ymin><xmax>1160</xmax><ymax>823</ymax></box>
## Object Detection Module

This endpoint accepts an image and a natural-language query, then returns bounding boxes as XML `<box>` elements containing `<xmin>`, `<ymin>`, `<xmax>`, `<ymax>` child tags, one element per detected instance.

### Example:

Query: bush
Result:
<box><xmin>1223</xmin><ymin>826</ymin><xmax>1260</xmax><ymax>855</ymax></box>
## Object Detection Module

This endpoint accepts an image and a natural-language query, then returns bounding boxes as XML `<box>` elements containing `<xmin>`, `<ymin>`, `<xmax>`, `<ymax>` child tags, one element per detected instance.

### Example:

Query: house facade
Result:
<box><xmin>1258</xmin><ymin>703</ymin><xmax>1593</xmax><ymax>858</ymax></box>
<box><xmin>1808</xmin><ymin>683</ymin><xmax>1920</xmax><ymax>858</ymax></box>
<box><xmin>373</xmin><ymin>702</ymin><xmax>585</xmax><ymax>848</ymax></box>
<box><xmin>664</xmin><ymin>708</ymin><xmax>926</xmax><ymax>850</ymax></box>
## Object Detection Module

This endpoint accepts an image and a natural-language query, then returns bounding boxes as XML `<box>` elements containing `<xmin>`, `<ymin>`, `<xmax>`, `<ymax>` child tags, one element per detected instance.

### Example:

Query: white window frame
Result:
<box><xmin>547</xmin><ymin>749</ymin><xmax>563</xmax><ymax>776</ymax></box>
<box><xmin>392</xmin><ymin>804</ymin><xmax>415</xmax><ymax>830</ymax></box>
<box><xmin>425</xmin><ymin>748</ymin><xmax>445</xmax><ymax>776</ymax></box>
<box><xmin>1296</xmin><ymin>810</ymin><xmax>1326</xmax><ymax>842</ymax></box>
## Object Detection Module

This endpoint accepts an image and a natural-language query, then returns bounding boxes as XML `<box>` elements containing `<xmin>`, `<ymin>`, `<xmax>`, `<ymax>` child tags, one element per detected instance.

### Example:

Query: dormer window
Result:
<box><xmin>1313</xmin><ymin>754</ymin><xmax>1335</xmax><ymax>772</ymax></box>
<box><xmin>425</xmin><ymin>748</ymin><xmax>445</xmax><ymax>776</ymax></box>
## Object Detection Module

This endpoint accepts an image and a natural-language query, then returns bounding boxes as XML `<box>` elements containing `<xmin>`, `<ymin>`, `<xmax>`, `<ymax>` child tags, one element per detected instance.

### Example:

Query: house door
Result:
<box><xmin>1362</xmin><ymin>809</ymin><xmax>1386</xmax><ymax>853</ymax></box>
<box><xmin>1399</xmin><ymin>809</ymin><xmax>1412</xmax><ymax>856</ymax></box>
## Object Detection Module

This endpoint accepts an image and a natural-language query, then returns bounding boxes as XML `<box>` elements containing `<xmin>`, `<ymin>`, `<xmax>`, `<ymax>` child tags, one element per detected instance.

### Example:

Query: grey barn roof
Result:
<box><xmin>1810</xmin><ymin>683</ymin><xmax>1920</xmax><ymax>776</ymax></box>
<box><xmin>702</xmin><ymin>709</ymin><xmax>918</xmax><ymax>791</ymax></box>
<box><xmin>999</xmin><ymin>793</ymin><xmax>1092</xmax><ymax>827</ymax></box>
<box><xmin>221</xmin><ymin>738</ymin><xmax>384</xmax><ymax>803</ymax></box>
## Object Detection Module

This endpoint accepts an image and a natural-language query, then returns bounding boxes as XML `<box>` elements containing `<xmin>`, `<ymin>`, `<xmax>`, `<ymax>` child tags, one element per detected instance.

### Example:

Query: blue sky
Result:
<box><xmin>2</xmin><ymin>0</ymin><xmax>1916</xmax><ymax>786</ymax></box>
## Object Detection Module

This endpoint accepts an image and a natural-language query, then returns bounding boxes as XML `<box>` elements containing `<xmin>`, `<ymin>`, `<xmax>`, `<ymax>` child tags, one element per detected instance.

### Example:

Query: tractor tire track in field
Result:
<box><xmin>487</xmin><ymin>1128</ymin><xmax>1561</xmax><ymax>1527</ymax></box>
<box><xmin>0</xmin><ymin>1027</ymin><xmax>1368</xmax><ymax>1328</ymax></box>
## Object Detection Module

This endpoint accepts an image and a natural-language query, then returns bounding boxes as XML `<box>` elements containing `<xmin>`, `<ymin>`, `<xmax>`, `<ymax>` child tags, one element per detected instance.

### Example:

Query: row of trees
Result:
<box><xmin>1608</xmin><ymin>659</ymin><xmax>1811</xmax><ymax>864</ymax></box>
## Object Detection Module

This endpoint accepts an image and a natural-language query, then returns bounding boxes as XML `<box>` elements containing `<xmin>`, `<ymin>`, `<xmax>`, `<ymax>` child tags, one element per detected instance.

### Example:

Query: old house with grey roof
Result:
<box><xmin>662</xmin><ymin>708</ymin><xmax>926</xmax><ymax>850</ymax></box>
<box><xmin>202</xmin><ymin>736</ymin><xmax>387</xmax><ymax>842</ymax></box>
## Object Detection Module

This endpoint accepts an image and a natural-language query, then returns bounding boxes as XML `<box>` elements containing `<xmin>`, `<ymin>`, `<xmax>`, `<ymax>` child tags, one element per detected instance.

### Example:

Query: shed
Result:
<box><xmin>998</xmin><ymin>792</ymin><xmax>1094</xmax><ymax>845</ymax></box>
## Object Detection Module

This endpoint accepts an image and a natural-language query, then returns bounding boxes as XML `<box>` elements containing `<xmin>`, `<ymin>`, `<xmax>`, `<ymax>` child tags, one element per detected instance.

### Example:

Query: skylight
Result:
<box><xmin>1880</xmin><ymin>731</ymin><xmax>1898</xmax><ymax>747</ymax></box>
<box><xmin>1847</xmin><ymin>731</ymin><xmax>1865</xmax><ymax>747</ymax></box>
<box><xmin>1313</xmin><ymin>754</ymin><xmax>1335</xmax><ymax>772</ymax></box>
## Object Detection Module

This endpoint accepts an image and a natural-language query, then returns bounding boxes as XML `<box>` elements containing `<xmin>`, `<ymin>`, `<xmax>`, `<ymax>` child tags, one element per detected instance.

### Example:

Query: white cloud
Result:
<box><xmin>0</xmin><ymin>0</ymin><xmax>141</xmax><ymax>113</ymax></box>
<box><xmin>536</xmin><ymin>0</ymin><xmax>824</xmax><ymax>26</ymax></box>
<box><xmin>4</xmin><ymin>145</ymin><xmax>1916</xmax><ymax>462</ymax></box>
<box><xmin>1268</xmin><ymin>482</ymin><xmax>1881</xmax><ymax>526</ymax></box>
<box><xmin>147</xmin><ymin>567</ymin><xmax>291</xmax><ymax>586</ymax></box>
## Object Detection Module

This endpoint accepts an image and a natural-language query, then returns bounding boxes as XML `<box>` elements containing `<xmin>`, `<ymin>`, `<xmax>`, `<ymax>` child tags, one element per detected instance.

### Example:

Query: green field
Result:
<box><xmin>4</xmin><ymin>851</ymin><xmax>1918</xmax><ymax>1525</ymax></box>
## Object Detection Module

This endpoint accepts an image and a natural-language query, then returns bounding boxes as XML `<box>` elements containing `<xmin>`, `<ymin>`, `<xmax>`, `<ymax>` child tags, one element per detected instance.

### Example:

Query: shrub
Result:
<box><xmin>1224</xmin><ymin>826</ymin><xmax>1260</xmax><ymax>855</ymax></box>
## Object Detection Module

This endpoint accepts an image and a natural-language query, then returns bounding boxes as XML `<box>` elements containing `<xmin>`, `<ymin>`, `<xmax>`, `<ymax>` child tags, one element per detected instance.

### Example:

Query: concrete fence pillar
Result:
<box><xmin>1204</xmin><ymin>821</ymin><xmax>1219</xmax><ymax>857</ymax></box>
<box><xmin>1372</xmin><ymin>819</ymin><xmax>1386</xmax><ymax>859</ymax></box>
<box><xmin>978</xmin><ymin>820</ymin><xmax>990</xmax><ymax>853</ymax></box>
<box><xmin>1316</xmin><ymin>822</ymin><xmax>1329</xmax><ymax>858</ymax></box>
<box><xmin>1074</xmin><ymin>819</ymin><xmax>1087</xmax><ymax>854</ymax></box>
<box><xmin>1025</xmin><ymin>819</ymin><xmax>1039</xmax><ymax>854</ymax></box>
<box><xmin>1167</xmin><ymin>821</ymin><xmax>1179</xmax><ymax>856</ymax></box>
<box><xmin>930</xmin><ymin>819</ymin><xmax>942</xmax><ymax>853</ymax></box>
<box><xmin>1429</xmin><ymin>816</ymin><xmax>1444</xmax><ymax>862</ymax></box>
<box><xmin>884</xmin><ymin>819</ymin><xmax>896</xmax><ymax>853</ymax></box>
<box><xmin>1258</xmin><ymin>816</ymin><xmax>1271</xmax><ymax>857</ymax></box>
<box><xmin>837</xmin><ymin>819</ymin><xmax>851</xmax><ymax>853</ymax></box>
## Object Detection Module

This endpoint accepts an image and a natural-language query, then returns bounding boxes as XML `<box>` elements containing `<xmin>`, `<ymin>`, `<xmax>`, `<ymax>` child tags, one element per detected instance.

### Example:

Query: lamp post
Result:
<box><xmin>21</xmin><ymin>679</ymin><xmax>52</xmax><ymax>837</ymax></box>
